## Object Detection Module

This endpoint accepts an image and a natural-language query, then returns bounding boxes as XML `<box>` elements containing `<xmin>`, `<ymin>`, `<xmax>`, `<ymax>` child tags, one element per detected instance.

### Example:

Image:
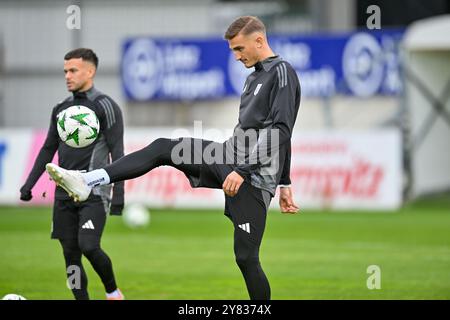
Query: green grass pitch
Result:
<box><xmin>1</xmin><ymin>196</ymin><xmax>449</xmax><ymax>300</ymax></box>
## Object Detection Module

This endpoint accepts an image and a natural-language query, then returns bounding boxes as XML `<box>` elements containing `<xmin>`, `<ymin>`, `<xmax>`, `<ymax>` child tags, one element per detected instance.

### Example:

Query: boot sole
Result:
<box><xmin>46</xmin><ymin>164</ymin><xmax>81</xmax><ymax>202</ymax></box>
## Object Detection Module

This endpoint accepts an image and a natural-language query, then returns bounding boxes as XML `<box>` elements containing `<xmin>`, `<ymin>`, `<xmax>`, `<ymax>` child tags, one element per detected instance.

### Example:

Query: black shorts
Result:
<box><xmin>51</xmin><ymin>196</ymin><xmax>108</xmax><ymax>240</ymax></box>
<box><xmin>184</xmin><ymin>139</ymin><xmax>273</xmax><ymax>245</ymax></box>
<box><xmin>224</xmin><ymin>182</ymin><xmax>272</xmax><ymax>244</ymax></box>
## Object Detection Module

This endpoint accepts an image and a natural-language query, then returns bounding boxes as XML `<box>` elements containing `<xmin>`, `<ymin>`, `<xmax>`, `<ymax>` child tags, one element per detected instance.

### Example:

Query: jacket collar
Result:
<box><xmin>72</xmin><ymin>86</ymin><xmax>97</xmax><ymax>100</ymax></box>
<box><xmin>254</xmin><ymin>55</ymin><xmax>282</xmax><ymax>72</ymax></box>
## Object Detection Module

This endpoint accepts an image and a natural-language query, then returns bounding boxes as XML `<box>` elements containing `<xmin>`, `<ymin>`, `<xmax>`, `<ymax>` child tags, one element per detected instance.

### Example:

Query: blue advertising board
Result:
<box><xmin>121</xmin><ymin>30</ymin><xmax>403</xmax><ymax>101</ymax></box>
<box><xmin>0</xmin><ymin>142</ymin><xmax>6</xmax><ymax>187</ymax></box>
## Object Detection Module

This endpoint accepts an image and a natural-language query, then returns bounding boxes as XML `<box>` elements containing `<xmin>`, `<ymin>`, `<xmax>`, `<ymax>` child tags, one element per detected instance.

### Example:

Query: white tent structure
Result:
<box><xmin>403</xmin><ymin>15</ymin><xmax>450</xmax><ymax>198</ymax></box>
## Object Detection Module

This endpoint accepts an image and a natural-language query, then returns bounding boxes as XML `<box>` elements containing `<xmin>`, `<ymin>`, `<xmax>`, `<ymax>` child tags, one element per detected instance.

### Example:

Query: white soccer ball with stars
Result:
<box><xmin>122</xmin><ymin>203</ymin><xmax>151</xmax><ymax>228</ymax></box>
<box><xmin>2</xmin><ymin>293</ymin><xmax>27</xmax><ymax>300</ymax></box>
<box><xmin>57</xmin><ymin>105</ymin><xmax>100</xmax><ymax>148</ymax></box>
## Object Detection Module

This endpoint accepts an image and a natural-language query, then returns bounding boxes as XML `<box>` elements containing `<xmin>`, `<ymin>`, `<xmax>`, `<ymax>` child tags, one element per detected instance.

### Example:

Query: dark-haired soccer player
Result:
<box><xmin>47</xmin><ymin>17</ymin><xmax>300</xmax><ymax>300</ymax></box>
<box><xmin>20</xmin><ymin>48</ymin><xmax>125</xmax><ymax>300</ymax></box>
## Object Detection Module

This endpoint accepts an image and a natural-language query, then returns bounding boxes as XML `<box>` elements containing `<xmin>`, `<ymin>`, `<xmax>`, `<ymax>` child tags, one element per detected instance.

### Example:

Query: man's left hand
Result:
<box><xmin>279</xmin><ymin>186</ymin><xmax>299</xmax><ymax>214</ymax></box>
<box><xmin>223</xmin><ymin>171</ymin><xmax>244</xmax><ymax>197</ymax></box>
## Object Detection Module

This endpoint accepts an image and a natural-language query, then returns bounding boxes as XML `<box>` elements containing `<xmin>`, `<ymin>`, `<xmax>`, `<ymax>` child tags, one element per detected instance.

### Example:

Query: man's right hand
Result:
<box><xmin>20</xmin><ymin>187</ymin><xmax>32</xmax><ymax>201</ymax></box>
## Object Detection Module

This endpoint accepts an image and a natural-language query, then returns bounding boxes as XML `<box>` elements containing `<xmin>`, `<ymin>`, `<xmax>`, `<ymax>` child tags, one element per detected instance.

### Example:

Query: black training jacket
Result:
<box><xmin>21</xmin><ymin>87</ymin><xmax>124</xmax><ymax>215</ymax></box>
<box><xmin>225</xmin><ymin>56</ymin><xmax>301</xmax><ymax>196</ymax></box>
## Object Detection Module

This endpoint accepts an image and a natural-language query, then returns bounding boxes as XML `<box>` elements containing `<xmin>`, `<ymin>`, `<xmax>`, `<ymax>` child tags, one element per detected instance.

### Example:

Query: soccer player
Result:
<box><xmin>46</xmin><ymin>16</ymin><xmax>300</xmax><ymax>300</ymax></box>
<box><xmin>20</xmin><ymin>48</ymin><xmax>125</xmax><ymax>300</ymax></box>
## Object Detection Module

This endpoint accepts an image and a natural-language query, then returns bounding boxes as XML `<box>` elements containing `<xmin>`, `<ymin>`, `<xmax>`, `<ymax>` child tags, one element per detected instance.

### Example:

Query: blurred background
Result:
<box><xmin>0</xmin><ymin>0</ymin><xmax>449</xmax><ymax>300</ymax></box>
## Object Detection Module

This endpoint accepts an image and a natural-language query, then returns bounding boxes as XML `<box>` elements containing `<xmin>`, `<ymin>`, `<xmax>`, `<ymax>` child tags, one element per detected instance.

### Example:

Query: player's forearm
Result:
<box><xmin>110</xmin><ymin>146</ymin><xmax>124</xmax><ymax>163</ymax></box>
<box><xmin>23</xmin><ymin>146</ymin><xmax>57</xmax><ymax>190</ymax></box>
<box><xmin>111</xmin><ymin>181</ymin><xmax>124</xmax><ymax>203</ymax></box>
<box><xmin>279</xmin><ymin>143</ymin><xmax>291</xmax><ymax>185</ymax></box>
<box><xmin>109</xmin><ymin>142</ymin><xmax>125</xmax><ymax>205</ymax></box>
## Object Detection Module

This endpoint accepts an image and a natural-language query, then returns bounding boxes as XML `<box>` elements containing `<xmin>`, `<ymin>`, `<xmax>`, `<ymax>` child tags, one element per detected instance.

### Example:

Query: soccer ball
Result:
<box><xmin>122</xmin><ymin>203</ymin><xmax>151</xmax><ymax>228</ymax></box>
<box><xmin>57</xmin><ymin>105</ymin><xmax>100</xmax><ymax>148</ymax></box>
<box><xmin>2</xmin><ymin>294</ymin><xmax>26</xmax><ymax>300</ymax></box>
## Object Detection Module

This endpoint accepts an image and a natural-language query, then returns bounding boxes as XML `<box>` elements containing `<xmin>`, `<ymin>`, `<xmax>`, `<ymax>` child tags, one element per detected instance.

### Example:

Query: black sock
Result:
<box><xmin>60</xmin><ymin>239</ymin><xmax>90</xmax><ymax>300</ymax></box>
<box><xmin>79</xmin><ymin>235</ymin><xmax>117</xmax><ymax>293</ymax></box>
<box><xmin>236</xmin><ymin>258</ymin><xmax>271</xmax><ymax>300</ymax></box>
<box><xmin>84</xmin><ymin>248</ymin><xmax>117</xmax><ymax>293</ymax></box>
<box><xmin>234</xmin><ymin>235</ymin><xmax>271</xmax><ymax>300</ymax></box>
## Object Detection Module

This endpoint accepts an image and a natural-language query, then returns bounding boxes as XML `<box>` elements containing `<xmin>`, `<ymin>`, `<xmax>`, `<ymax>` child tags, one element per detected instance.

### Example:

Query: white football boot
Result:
<box><xmin>45</xmin><ymin>163</ymin><xmax>91</xmax><ymax>202</ymax></box>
